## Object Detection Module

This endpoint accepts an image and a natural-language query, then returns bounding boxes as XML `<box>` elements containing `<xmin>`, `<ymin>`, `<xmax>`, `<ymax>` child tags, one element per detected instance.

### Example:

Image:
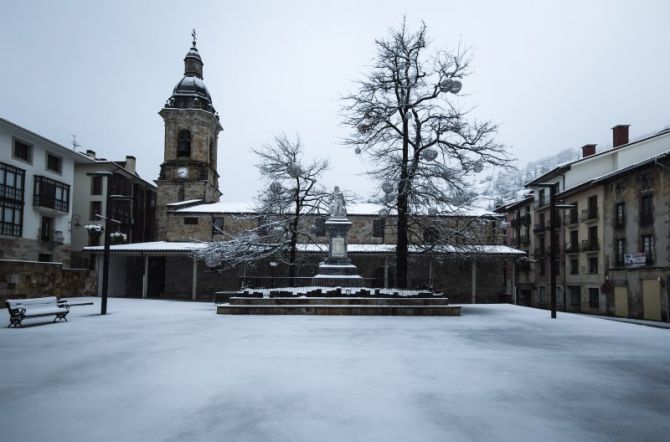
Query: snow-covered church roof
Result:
<box><xmin>171</xmin><ymin>201</ymin><xmax>497</xmax><ymax>218</ymax></box>
<box><xmin>84</xmin><ymin>241</ymin><xmax>525</xmax><ymax>256</ymax></box>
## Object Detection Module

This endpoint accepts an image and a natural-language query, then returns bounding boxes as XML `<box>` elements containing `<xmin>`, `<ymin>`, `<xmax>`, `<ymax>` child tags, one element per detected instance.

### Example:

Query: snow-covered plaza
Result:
<box><xmin>1</xmin><ymin>298</ymin><xmax>669</xmax><ymax>442</ymax></box>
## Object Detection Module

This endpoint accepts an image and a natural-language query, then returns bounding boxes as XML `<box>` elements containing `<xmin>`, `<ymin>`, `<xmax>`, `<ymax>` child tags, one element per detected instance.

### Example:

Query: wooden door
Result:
<box><xmin>614</xmin><ymin>286</ymin><xmax>628</xmax><ymax>318</ymax></box>
<box><xmin>642</xmin><ymin>279</ymin><xmax>661</xmax><ymax>321</ymax></box>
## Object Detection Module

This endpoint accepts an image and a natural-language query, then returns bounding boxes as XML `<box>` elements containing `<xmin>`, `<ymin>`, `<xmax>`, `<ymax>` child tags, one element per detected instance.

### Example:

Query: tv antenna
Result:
<box><xmin>70</xmin><ymin>134</ymin><xmax>82</xmax><ymax>151</ymax></box>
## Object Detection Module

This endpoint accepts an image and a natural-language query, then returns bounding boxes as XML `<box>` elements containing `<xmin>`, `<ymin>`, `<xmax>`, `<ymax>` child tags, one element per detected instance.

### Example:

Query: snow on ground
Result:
<box><xmin>1</xmin><ymin>298</ymin><xmax>669</xmax><ymax>442</ymax></box>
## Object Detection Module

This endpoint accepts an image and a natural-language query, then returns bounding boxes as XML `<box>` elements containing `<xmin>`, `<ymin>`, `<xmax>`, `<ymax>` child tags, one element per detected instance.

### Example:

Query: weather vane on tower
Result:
<box><xmin>191</xmin><ymin>28</ymin><xmax>197</xmax><ymax>47</ymax></box>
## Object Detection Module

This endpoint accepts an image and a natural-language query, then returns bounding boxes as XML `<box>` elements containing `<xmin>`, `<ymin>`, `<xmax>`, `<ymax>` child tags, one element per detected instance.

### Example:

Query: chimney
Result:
<box><xmin>125</xmin><ymin>155</ymin><xmax>136</xmax><ymax>174</ymax></box>
<box><xmin>581</xmin><ymin>144</ymin><xmax>596</xmax><ymax>158</ymax></box>
<box><xmin>86</xmin><ymin>149</ymin><xmax>96</xmax><ymax>159</ymax></box>
<box><xmin>612</xmin><ymin>124</ymin><xmax>630</xmax><ymax>148</ymax></box>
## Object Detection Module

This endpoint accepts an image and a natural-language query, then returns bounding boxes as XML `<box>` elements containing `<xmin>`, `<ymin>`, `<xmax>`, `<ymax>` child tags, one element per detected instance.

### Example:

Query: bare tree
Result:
<box><xmin>342</xmin><ymin>18</ymin><xmax>510</xmax><ymax>287</ymax></box>
<box><xmin>195</xmin><ymin>134</ymin><xmax>329</xmax><ymax>286</ymax></box>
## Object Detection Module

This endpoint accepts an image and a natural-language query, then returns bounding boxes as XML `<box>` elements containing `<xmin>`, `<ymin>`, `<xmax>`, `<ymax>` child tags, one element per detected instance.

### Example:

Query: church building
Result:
<box><xmin>85</xmin><ymin>36</ymin><xmax>523</xmax><ymax>302</ymax></box>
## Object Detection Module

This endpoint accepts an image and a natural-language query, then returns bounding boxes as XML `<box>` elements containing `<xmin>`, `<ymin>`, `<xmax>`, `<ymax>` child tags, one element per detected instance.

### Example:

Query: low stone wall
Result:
<box><xmin>0</xmin><ymin>259</ymin><xmax>96</xmax><ymax>305</ymax></box>
<box><xmin>157</xmin><ymin>254</ymin><xmax>509</xmax><ymax>303</ymax></box>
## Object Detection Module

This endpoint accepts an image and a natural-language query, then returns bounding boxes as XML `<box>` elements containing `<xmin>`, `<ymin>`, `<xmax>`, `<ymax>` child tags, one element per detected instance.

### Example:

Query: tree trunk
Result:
<box><xmin>396</xmin><ymin>118</ymin><xmax>410</xmax><ymax>289</ymax></box>
<box><xmin>288</xmin><ymin>195</ymin><xmax>301</xmax><ymax>287</ymax></box>
<box><xmin>396</xmin><ymin>193</ymin><xmax>409</xmax><ymax>288</ymax></box>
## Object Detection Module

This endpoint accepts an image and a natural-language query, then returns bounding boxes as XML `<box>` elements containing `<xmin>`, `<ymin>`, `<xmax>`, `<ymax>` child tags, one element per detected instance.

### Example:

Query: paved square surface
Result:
<box><xmin>1</xmin><ymin>298</ymin><xmax>669</xmax><ymax>441</ymax></box>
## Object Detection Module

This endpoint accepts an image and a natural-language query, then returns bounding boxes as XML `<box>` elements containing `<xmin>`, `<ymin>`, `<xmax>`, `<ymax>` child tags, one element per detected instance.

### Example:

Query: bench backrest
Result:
<box><xmin>6</xmin><ymin>297</ymin><xmax>59</xmax><ymax>310</ymax></box>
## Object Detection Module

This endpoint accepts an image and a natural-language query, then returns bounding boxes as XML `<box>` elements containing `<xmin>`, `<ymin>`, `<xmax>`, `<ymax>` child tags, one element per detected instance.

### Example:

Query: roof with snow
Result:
<box><xmin>527</xmin><ymin>126</ymin><xmax>670</xmax><ymax>188</ymax></box>
<box><xmin>0</xmin><ymin>117</ymin><xmax>97</xmax><ymax>164</ymax></box>
<box><xmin>171</xmin><ymin>201</ymin><xmax>497</xmax><ymax>218</ymax></box>
<box><xmin>558</xmin><ymin>150</ymin><xmax>670</xmax><ymax>198</ymax></box>
<box><xmin>83</xmin><ymin>241</ymin><xmax>525</xmax><ymax>256</ymax></box>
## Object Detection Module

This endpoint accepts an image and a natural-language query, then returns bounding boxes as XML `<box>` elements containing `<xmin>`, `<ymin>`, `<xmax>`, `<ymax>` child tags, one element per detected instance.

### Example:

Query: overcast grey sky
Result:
<box><xmin>2</xmin><ymin>0</ymin><xmax>669</xmax><ymax>202</ymax></box>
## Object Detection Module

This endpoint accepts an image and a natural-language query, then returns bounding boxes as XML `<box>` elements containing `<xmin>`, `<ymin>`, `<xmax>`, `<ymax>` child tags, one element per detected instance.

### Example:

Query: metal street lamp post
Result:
<box><xmin>536</xmin><ymin>182</ymin><xmax>574</xmax><ymax>319</ymax></box>
<box><xmin>87</xmin><ymin>171</ymin><xmax>132</xmax><ymax>315</ymax></box>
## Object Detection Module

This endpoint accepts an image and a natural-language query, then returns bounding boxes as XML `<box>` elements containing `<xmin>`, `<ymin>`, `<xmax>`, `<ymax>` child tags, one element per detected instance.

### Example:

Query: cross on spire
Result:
<box><xmin>191</xmin><ymin>28</ymin><xmax>197</xmax><ymax>47</ymax></box>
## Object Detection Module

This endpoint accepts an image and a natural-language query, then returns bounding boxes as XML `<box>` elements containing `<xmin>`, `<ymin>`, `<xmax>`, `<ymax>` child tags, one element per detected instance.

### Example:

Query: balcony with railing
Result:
<box><xmin>545</xmin><ymin>217</ymin><xmax>561</xmax><ymax>230</ymax></box>
<box><xmin>533</xmin><ymin>199</ymin><xmax>548</xmax><ymax>209</ymax></box>
<box><xmin>580</xmin><ymin>239</ymin><xmax>599</xmax><ymax>252</ymax></box>
<box><xmin>533</xmin><ymin>223</ymin><xmax>545</xmax><ymax>233</ymax></box>
<box><xmin>580</xmin><ymin>207</ymin><xmax>598</xmax><ymax>223</ymax></box>
<box><xmin>517</xmin><ymin>260</ymin><xmax>531</xmax><ymax>272</ymax></box>
<box><xmin>565</xmin><ymin>242</ymin><xmax>580</xmax><ymax>254</ymax></box>
<box><xmin>519</xmin><ymin>234</ymin><xmax>530</xmax><ymax>246</ymax></box>
<box><xmin>0</xmin><ymin>183</ymin><xmax>24</xmax><ymax>202</ymax></box>
<box><xmin>34</xmin><ymin>194</ymin><xmax>69</xmax><ymax>212</ymax></box>
<box><xmin>639</xmin><ymin>214</ymin><xmax>654</xmax><ymax>228</ymax></box>
<box><xmin>565</xmin><ymin>210</ymin><xmax>579</xmax><ymax>226</ymax></box>
<box><xmin>33</xmin><ymin>176</ymin><xmax>70</xmax><ymax>213</ymax></box>
<box><xmin>38</xmin><ymin>229</ymin><xmax>64</xmax><ymax>244</ymax></box>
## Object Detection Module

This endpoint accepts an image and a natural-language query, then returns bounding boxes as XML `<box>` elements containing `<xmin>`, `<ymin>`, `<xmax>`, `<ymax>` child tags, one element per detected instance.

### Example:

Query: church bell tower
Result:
<box><xmin>156</xmin><ymin>31</ymin><xmax>222</xmax><ymax>240</ymax></box>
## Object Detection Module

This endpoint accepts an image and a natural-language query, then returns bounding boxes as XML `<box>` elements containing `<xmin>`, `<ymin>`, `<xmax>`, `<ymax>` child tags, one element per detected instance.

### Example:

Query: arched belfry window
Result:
<box><xmin>177</xmin><ymin>130</ymin><xmax>191</xmax><ymax>158</ymax></box>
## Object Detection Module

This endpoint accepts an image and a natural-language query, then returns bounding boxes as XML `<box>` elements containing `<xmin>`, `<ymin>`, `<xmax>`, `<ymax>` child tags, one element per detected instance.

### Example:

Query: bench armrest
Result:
<box><xmin>9</xmin><ymin>307</ymin><xmax>26</xmax><ymax>316</ymax></box>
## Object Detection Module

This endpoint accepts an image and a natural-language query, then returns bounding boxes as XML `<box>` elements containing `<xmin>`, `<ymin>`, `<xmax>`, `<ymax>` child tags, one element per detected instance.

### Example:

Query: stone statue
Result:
<box><xmin>328</xmin><ymin>186</ymin><xmax>347</xmax><ymax>217</ymax></box>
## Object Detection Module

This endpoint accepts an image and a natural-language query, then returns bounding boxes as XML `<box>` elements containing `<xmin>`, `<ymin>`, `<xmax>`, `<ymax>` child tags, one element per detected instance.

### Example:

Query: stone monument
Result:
<box><xmin>312</xmin><ymin>186</ymin><xmax>363</xmax><ymax>287</ymax></box>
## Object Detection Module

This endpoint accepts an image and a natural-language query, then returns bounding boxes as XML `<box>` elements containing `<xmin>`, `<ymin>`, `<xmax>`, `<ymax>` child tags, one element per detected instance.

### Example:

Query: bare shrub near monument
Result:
<box><xmin>194</xmin><ymin>134</ymin><xmax>329</xmax><ymax>285</ymax></box>
<box><xmin>341</xmin><ymin>18</ymin><xmax>511</xmax><ymax>287</ymax></box>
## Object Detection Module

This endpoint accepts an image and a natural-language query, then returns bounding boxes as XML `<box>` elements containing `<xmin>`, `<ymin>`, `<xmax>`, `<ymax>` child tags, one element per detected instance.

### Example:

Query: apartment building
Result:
<box><xmin>499</xmin><ymin>124</ymin><xmax>670</xmax><ymax>321</ymax></box>
<box><xmin>70</xmin><ymin>152</ymin><xmax>157</xmax><ymax>268</ymax></box>
<box><xmin>0</xmin><ymin>117</ymin><xmax>95</xmax><ymax>265</ymax></box>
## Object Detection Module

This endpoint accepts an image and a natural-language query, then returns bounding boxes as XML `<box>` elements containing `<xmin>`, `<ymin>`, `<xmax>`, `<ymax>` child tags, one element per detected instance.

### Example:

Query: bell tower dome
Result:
<box><xmin>155</xmin><ymin>30</ymin><xmax>222</xmax><ymax>240</ymax></box>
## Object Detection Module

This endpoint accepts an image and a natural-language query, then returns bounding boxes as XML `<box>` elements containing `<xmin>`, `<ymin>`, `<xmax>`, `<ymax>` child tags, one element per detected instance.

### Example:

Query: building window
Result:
<box><xmin>639</xmin><ymin>195</ymin><xmax>653</xmax><ymax>226</ymax></box>
<box><xmin>0</xmin><ymin>162</ymin><xmax>25</xmax><ymax>237</ymax></box>
<box><xmin>0</xmin><ymin>201</ymin><xmax>23</xmax><ymax>237</ymax></box>
<box><xmin>588</xmin><ymin>256</ymin><xmax>598</xmax><ymax>274</ymax></box>
<box><xmin>615</xmin><ymin>238</ymin><xmax>625</xmax><ymax>266</ymax></box>
<box><xmin>212</xmin><ymin>217</ymin><xmax>224</xmax><ymax>235</ymax></box>
<box><xmin>640</xmin><ymin>172</ymin><xmax>654</xmax><ymax>191</ymax></box>
<box><xmin>91</xmin><ymin>176</ymin><xmax>103</xmax><ymax>195</ymax></box>
<box><xmin>539</xmin><ymin>286</ymin><xmax>547</xmax><ymax>306</ymax></box>
<box><xmin>570</xmin><ymin>258</ymin><xmax>579</xmax><ymax>274</ymax></box>
<box><xmin>568</xmin><ymin>202</ymin><xmax>578</xmax><ymax>224</ymax></box>
<box><xmin>569</xmin><ymin>286</ymin><xmax>581</xmax><ymax>307</ymax></box>
<box><xmin>538</xmin><ymin>189</ymin><xmax>546</xmax><ymax>207</ymax></box>
<box><xmin>373</xmin><ymin>219</ymin><xmax>385</xmax><ymax>238</ymax></box>
<box><xmin>615</xmin><ymin>203</ymin><xmax>625</xmax><ymax>228</ymax></box>
<box><xmin>641</xmin><ymin>235</ymin><xmax>654</xmax><ymax>264</ymax></box>
<box><xmin>184</xmin><ymin>217</ymin><xmax>198</xmax><ymax>225</ymax></box>
<box><xmin>46</xmin><ymin>153</ymin><xmax>62</xmax><ymax>173</ymax></box>
<box><xmin>587</xmin><ymin>226</ymin><xmax>598</xmax><ymax>249</ymax></box>
<box><xmin>90</xmin><ymin>201</ymin><xmax>102</xmax><ymax>221</ymax></box>
<box><xmin>40</xmin><ymin>216</ymin><xmax>53</xmax><ymax>242</ymax></box>
<box><xmin>587</xmin><ymin>195</ymin><xmax>598</xmax><ymax>219</ymax></box>
<box><xmin>13</xmin><ymin>139</ymin><xmax>32</xmax><ymax>163</ymax></box>
<box><xmin>539</xmin><ymin>260</ymin><xmax>546</xmax><ymax>276</ymax></box>
<box><xmin>38</xmin><ymin>253</ymin><xmax>52</xmax><ymax>262</ymax></box>
<box><xmin>588</xmin><ymin>288</ymin><xmax>599</xmax><ymax>309</ymax></box>
<box><xmin>34</xmin><ymin>176</ymin><xmax>70</xmax><ymax>212</ymax></box>
<box><xmin>198</xmin><ymin>165</ymin><xmax>208</xmax><ymax>180</ymax></box>
<box><xmin>568</xmin><ymin>230</ymin><xmax>578</xmax><ymax>252</ymax></box>
<box><xmin>177</xmin><ymin>130</ymin><xmax>191</xmax><ymax>157</ymax></box>
<box><xmin>314</xmin><ymin>216</ymin><xmax>326</xmax><ymax>237</ymax></box>
<box><xmin>1</xmin><ymin>162</ymin><xmax>26</xmax><ymax>202</ymax></box>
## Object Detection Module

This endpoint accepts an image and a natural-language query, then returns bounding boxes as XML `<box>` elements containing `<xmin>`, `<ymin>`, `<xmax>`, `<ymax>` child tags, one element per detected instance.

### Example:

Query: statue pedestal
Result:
<box><xmin>312</xmin><ymin>216</ymin><xmax>363</xmax><ymax>287</ymax></box>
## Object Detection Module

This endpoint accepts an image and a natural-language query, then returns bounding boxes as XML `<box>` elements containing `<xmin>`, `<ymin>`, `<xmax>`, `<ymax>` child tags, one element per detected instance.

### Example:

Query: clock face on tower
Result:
<box><xmin>177</xmin><ymin>167</ymin><xmax>189</xmax><ymax>179</ymax></box>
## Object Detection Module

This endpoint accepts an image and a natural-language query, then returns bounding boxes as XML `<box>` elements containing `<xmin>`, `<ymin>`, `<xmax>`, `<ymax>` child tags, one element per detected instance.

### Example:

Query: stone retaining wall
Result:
<box><xmin>0</xmin><ymin>259</ymin><xmax>96</xmax><ymax>304</ymax></box>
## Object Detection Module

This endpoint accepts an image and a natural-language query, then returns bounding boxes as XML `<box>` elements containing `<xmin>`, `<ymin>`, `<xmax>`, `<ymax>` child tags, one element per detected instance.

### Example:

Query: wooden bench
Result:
<box><xmin>5</xmin><ymin>297</ymin><xmax>69</xmax><ymax>327</ymax></box>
